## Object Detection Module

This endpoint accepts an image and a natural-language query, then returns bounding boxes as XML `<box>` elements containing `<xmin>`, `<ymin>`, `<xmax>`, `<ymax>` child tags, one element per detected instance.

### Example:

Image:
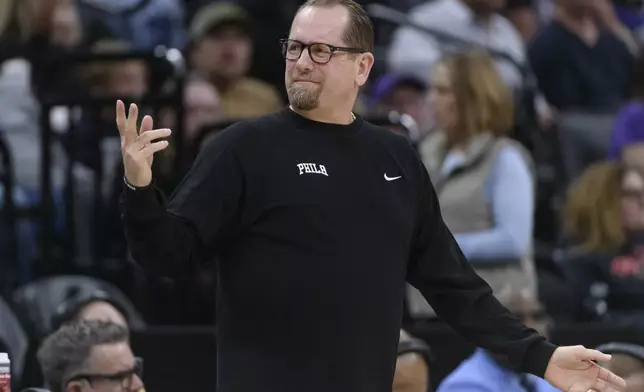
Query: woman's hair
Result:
<box><xmin>435</xmin><ymin>49</ymin><xmax>514</xmax><ymax>142</ymax></box>
<box><xmin>0</xmin><ymin>0</ymin><xmax>59</xmax><ymax>40</ymax></box>
<box><xmin>563</xmin><ymin>161</ymin><xmax>626</xmax><ymax>252</ymax></box>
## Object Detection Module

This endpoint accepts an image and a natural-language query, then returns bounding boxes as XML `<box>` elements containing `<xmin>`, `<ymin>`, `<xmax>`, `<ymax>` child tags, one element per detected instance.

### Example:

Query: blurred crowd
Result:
<box><xmin>0</xmin><ymin>0</ymin><xmax>643</xmax><ymax>390</ymax></box>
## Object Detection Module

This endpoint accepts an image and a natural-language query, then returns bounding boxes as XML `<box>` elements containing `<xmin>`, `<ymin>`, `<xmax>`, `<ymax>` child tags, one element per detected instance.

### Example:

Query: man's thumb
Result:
<box><xmin>583</xmin><ymin>349</ymin><xmax>612</xmax><ymax>363</ymax></box>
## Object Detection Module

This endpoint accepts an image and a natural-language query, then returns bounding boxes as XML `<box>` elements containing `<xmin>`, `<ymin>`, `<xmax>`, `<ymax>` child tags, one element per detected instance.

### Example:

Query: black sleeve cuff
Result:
<box><xmin>521</xmin><ymin>340</ymin><xmax>558</xmax><ymax>378</ymax></box>
<box><xmin>122</xmin><ymin>180</ymin><xmax>167</xmax><ymax>224</ymax></box>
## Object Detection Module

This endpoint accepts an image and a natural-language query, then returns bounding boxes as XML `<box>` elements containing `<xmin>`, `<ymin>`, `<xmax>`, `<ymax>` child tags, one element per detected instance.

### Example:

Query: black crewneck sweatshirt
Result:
<box><xmin>122</xmin><ymin>108</ymin><xmax>556</xmax><ymax>392</ymax></box>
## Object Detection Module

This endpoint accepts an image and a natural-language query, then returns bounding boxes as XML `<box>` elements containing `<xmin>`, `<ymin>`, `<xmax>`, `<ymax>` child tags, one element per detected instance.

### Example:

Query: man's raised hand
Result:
<box><xmin>116</xmin><ymin>100</ymin><xmax>171</xmax><ymax>187</ymax></box>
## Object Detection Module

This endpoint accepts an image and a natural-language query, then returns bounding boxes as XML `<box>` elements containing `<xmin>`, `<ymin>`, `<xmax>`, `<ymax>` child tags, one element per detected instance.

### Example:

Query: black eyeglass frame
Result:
<box><xmin>64</xmin><ymin>357</ymin><xmax>143</xmax><ymax>390</ymax></box>
<box><xmin>280</xmin><ymin>38</ymin><xmax>366</xmax><ymax>64</ymax></box>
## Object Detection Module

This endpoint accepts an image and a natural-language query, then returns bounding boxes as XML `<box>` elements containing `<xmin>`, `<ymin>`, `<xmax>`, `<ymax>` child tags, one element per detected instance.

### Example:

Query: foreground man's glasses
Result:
<box><xmin>280</xmin><ymin>39</ymin><xmax>365</xmax><ymax>64</ymax></box>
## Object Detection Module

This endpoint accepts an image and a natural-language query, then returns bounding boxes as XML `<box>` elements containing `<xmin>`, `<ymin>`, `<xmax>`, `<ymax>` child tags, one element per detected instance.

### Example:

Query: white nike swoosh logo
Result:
<box><xmin>384</xmin><ymin>174</ymin><xmax>402</xmax><ymax>181</ymax></box>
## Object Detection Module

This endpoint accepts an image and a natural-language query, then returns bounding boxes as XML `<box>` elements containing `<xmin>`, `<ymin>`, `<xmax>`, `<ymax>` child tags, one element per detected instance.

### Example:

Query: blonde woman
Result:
<box><xmin>419</xmin><ymin>50</ymin><xmax>535</xmax><ymax>295</ymax></box>
<box><xmin>563</xmin><ymin>161</ymin><xmax>644</xmax><ymax>323</ymax></box>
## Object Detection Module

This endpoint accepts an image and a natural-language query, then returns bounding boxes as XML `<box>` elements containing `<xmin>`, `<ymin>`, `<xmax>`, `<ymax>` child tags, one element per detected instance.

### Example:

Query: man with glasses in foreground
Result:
<box><xmin>117</xmin><ymin>0</ymin><xmax>626</xmax><ymax>391</ymax></box>
<box><xmin>37</xmin><ymin>320</ymin><xmax>143</xmax><ymax>392</ymax></box>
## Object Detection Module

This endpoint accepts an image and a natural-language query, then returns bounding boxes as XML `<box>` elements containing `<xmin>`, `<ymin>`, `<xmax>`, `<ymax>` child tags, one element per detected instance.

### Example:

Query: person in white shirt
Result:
<box><xmin>387</xmin><ymin>0</ymin><xmax>525</xmax><ymax>89</ymax></box>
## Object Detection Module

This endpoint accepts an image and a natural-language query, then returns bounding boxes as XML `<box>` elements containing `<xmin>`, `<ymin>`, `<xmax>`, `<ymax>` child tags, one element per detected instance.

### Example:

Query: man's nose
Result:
<box><xmin>295</xmin><ymin>48</ymin><xmax>314</xmax><ymax>71</ymax></box>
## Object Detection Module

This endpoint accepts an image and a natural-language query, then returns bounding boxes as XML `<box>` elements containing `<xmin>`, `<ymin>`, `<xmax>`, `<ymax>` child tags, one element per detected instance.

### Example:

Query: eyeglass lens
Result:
<box><xmin>283</xmin><ymin>40</ymin><xmax>333</xmax><ymax>63</ymax></box>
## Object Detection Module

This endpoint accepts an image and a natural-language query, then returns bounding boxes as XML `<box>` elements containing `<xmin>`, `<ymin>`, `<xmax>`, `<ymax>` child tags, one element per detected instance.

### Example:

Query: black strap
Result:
<box><xmin>397</xmin><ymin>338</ymin><xmax>433</xmax><ymax>392</ymax></box>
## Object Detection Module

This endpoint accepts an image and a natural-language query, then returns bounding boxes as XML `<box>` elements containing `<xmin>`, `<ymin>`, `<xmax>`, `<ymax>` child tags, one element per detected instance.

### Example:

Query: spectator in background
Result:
<box><xmin>504</xmin><ymin>0</ymin><xmax>540</xmax><ymax>43</ymax></box>
<box><xmin>227</xmin><ymin>0</ymin><xmax>302</xmax><ymax>99</ymax></box>
<box><xmin>563</xmin><ymin>162</ymin><xmax>644</xmax><ymax>325</ymax></box>
<box><xmin>0</xmin><ymin>0</ymin><xmax>81</xmax><ymax>191</ymax></box>
<box><xmin>37</xmin><ymin>320</ymin><xmax>143</xmax><ymax>392</ymax></box>
<box><xmin>528</xmin><ymin>0</ymin><xmax>636</xmax><ymax>111</ymax></box>
<box><xmin>609</xmin><ymin>53</ymin><xmax>644</xmax><ymax>171</ymax></box>
<box><xmin>76</xmin><ymin>0</ymin><xmax>186</xmax><ymax>50</ymax></box>
<box><xmin>387</xmin><ymin>0</ymin><xmax>526</xmax><ymax>89</ymax></box>
<box><xmin>188</xmin><ymin>2</ymin><xmax>283</xmax><ymax>119</ymax></box>
<box><xmin>419</xmin><ymin>50</ymin><xmax>536</xmax><ymax>296</ymax></box>
<box><xmin>50</xmin><ymin>0</ymin><xmax>84</xmax><ymax>52</ymax></box>
<box><xmin>71</xmin><ymin>39</ymin><xmax>150</xmax><ymax>262</ymax></box>
<box><xmin>51</xmin><ymin>290</ymin><xmax>130</xmax><ymax>331</ymax></box>
<box><xmin>161</xmin><ymin>73</ymin><xmax>223</xmax><ymax>151</ymax></box>
<box><xmin>368</xmin><ymin>73</ymin><xmax>433</xmax><ymax>139</ymax></box>
<box><xmin>438</xmin><ymin>285</ymin><xmax>558</xmax><ymax>392</ymax></box>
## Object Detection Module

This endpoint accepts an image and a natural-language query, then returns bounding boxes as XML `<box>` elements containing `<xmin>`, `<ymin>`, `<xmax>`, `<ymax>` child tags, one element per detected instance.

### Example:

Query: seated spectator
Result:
<box><xmin>609</xmin><ymin>53</ymin><xmax>644</xmax><ymax>171</ymax></box>
<box><xmin>563</xmin><ymin>161</ymin><xmax>644</xmax><ymax>324</ymax></box>
<box><xmin>77</xmin><ymin>0</ymin><xmax>186</xmax><ymax>50</ymax></box>
<box><xmin>51</xmin><ymin>290</ymin><xmax>130</xmax><ymax>331</ymax></box>
<box><xmin>418</xmin><ymin>50</ymin><xmax>536</xmax><ymax>296</ymax></box>
<box><xmin>387</xmin><ymin>0</ymin><xmax>525</xmax><ymax>89</ymax></box>
<box><xmin>504</xmin><ymin>0</ymin><xmax>540</xmax><ymax>43</ymax></box>
<box><xmin>437</xmin><ymin>285</ymin><xmax>558</xmax><ymax>392</ymax></box>
<box><xmin>528</xmin><ymin>0</ymin><xmax>635</xmax><ymax>111</ymax></box>
<box><xmin>159</xmin><ymin>73</ymin><xmax>223</xmax><ymax>155</ymax></box>
<box><xmin>394</xmin><ymin>330</ymin><xmax>430</xmax><ymax>392</ymax></box>
<box><xmin>367</xmin><ymin>73</ymin><xmax>432</xmax><ymax>139</ymax></box>
<box><xmin>37</xmin><ymin>320</ymin><xmax>143</xmax><ymax>392</ymax></box>
<box><xmin>74</xmin><ymin>39</ymin><xmax>150</xmax><ymax>262</ymax></box>
<box><xmin>188</xmin><ymin>2</ymin><xmax>283</xmax><ymax>119</ymax></box>
<box><xmin>595</xmin><ymin>342</ymin><xmax>644</xmax><ymax>392</ymax></box>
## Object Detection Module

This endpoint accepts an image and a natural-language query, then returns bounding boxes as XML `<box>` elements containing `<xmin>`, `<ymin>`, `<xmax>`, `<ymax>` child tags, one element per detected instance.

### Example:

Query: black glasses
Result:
<box><xmin>280</xmin><ymin>39</ymin><xmax>365</xmax><ymax>64</ymax></box>
<box><xmin>65</xmin><ymin>357</ymin><xmax>143</xmax><ymax>391</ymax></box>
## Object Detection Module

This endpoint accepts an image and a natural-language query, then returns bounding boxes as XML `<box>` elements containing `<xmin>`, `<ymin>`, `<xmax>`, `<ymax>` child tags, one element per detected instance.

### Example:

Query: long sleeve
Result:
<box><xmin>406</xmin><ymin>159</ymin><xmax>556</xmax><ymax>377</ymax></box>
<box><xmin>121</xmin><ymin>126</ymin><xmax>246</xmax><ymax>278</ymax></box>
<box><xmin>528</xmin><ymin>32</ymin><xmax>577</xmax><ymax>110</ymax></box>
<box><xmin>454</xmin><ymin>147</ymin><xmax>534</xmax><ymax>261</ymax></box>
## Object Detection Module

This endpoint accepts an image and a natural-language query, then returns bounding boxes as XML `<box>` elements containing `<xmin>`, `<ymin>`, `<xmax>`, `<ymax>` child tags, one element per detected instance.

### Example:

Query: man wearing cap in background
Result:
<box><xmin>368</xmin><ymin>73</ymin><xmax>432</xmax><ymax>140</ymax></box>
<box><xmin>188</xmin><ymin>2</ymin><xmax>283</xmax><ymax>119</ymax></box>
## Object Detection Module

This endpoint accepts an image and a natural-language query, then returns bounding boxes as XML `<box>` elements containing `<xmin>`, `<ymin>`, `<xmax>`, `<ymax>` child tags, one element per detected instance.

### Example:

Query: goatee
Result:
<box><xmin>287</xmin><ymin>83</ymin><xmax>320</xmax><ymax>110</ymax></box>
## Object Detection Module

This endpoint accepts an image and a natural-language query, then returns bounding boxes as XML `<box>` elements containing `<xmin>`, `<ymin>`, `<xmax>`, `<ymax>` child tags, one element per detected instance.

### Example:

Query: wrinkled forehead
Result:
<box><xmin>289</xmin><ymin>6</ymin><xmax>350</xmax><ymax>47</ymax></box>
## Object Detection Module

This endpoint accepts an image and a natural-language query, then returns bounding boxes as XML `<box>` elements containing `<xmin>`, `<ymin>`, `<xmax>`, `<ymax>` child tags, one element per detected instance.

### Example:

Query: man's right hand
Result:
<box><xmin>116</xmin><ymin>100</ymin><xmax>171</xmax><ymax>187</ymax></box>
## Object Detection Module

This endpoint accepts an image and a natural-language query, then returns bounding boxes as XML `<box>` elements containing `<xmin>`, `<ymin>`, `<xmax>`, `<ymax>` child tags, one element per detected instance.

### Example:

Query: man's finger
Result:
<box><xmin>596</xmin><ymin>366</ymin><xmax>626</xmax><ymax>389</ymax></box>
<box><xmin>126</xmin><ymin>103</ymin><xmax>139</xmax><ymax>137</ymax></box>
<box><xmin>130</xmin><ymin>128</ymin><xmax>172</xmax><ymax>150</ymax></box>
<box><xmin>139</xmin><ymin>140</ymin><xmax>169</xmax><ymax>157</ymax></box>
<box><xmin>116</xmin><ymin>100</ymin><xmax>127</xmax><ymax>136</ymax></box>
<box><xmin>591</xmin><ymin>378</ymin><xmax>611</xmax><ymax>392</ymax></box>
<box><xmin>583</xmin><ymin>349</ymin><xmax>612</xmax><ymax>363</ymax></box>
<box><xmin>139</xmin><ymin>115</ymin><xmax>154</xmax><ymax>135</ymax></box>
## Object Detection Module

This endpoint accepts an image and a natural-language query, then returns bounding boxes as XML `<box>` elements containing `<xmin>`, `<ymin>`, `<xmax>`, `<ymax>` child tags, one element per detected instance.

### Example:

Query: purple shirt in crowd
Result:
<box><xmin>609</xmin><ymin>101</ymin><xmax>644</xmax><ymax>159</ymax></box>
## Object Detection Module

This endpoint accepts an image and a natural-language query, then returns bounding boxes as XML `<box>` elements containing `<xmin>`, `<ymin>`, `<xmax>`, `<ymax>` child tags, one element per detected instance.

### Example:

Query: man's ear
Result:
<box><xmin>355</xmin><ymin>52</ymin><xmax>375</xmax><ymax>87</ymax></box>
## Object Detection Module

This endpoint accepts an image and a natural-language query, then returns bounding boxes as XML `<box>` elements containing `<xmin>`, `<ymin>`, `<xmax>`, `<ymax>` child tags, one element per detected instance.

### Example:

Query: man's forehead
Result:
<box><xmin>89</xmin><ymin>342</ymin><xmax>135</xmax><ymax>371</ymax></box>
<box><xmin>290</xmin><ymin>6</ymin><xmax>349</xmax><ymax>45</ymax></box>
